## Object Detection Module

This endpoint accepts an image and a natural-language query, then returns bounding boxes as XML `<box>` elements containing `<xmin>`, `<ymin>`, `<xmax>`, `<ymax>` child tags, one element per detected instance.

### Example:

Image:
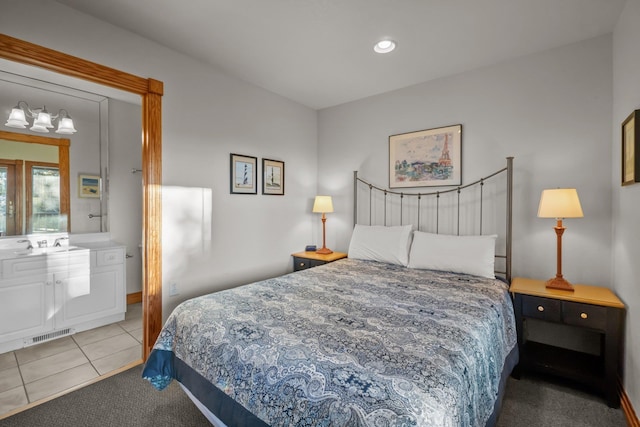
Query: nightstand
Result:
<box><xmin>510</xmin><ymin>277</ymin><xmax>625</xmax><ymax>408</ymax></box>
<box><xmin>291</xmin><ymin>251</ymin><xmax>347</xmax><ymax>271</ymax></box>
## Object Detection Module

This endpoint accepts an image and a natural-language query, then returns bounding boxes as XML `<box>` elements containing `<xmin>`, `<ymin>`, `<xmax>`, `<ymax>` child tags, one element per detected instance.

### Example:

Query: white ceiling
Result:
<box><xmin>54</xmin><ymin>0</ymin><xmax>625</xmax><ymax>110</ymax></box>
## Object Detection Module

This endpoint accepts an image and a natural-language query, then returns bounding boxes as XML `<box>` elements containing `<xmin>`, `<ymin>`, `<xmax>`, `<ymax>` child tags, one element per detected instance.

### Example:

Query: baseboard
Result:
<box><xmin>621</xmin><ymin>385</ymin><xmax>640</xmax><ymax>427</ymax></box>
<box><xmin>127</xmin><ymin>291</ymin><xmax>142</xmax><ymax>305</ymax></box>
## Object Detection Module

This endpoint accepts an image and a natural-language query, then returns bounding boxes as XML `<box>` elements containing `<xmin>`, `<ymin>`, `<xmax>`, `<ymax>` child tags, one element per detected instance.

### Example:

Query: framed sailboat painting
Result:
<box><xmin>230</xmin><ymin>153</ymin><xmax>257</xmax><ymax>194</ymax></box>
<box><xmin>389</xmin><ymin>124</ymin><xmax>462</xmax><ymax>188</ymax></box>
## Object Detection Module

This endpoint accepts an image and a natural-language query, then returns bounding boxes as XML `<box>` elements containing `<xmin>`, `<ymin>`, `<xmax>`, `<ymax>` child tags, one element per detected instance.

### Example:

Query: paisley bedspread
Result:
<box><xmin>143</xmin><ymin>258</ymin><xmax>518</xmax><ymax>427</ymax></box>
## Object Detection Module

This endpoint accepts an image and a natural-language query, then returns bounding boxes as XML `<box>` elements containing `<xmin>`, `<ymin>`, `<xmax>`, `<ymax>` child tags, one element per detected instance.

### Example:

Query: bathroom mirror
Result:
<box><xmin>0</xmin><ymin>67</ymin><xmax>110</xmax><ymax>236</ymax></box>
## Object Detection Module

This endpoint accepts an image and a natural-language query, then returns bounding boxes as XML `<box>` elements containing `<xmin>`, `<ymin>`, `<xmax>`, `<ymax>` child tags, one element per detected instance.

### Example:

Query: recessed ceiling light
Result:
<box><xmin>374</xmin><ymin>39</ymin><xmax>396</xmax><ymax>54</ymax></box>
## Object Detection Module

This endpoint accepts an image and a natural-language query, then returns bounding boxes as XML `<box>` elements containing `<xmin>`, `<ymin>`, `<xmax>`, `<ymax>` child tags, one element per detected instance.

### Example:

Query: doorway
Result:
<box><xmin>0</xmin><ymin>35</ymin><xmax>163</xmax><ymax>361</ymax></box>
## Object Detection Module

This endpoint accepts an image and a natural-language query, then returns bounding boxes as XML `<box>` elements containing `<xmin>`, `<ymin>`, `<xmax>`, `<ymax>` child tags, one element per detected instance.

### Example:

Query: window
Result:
<box><xmin>26</xmin><ymin>161</ymin><xmax>67</xmax><ymax>234</ymax></box>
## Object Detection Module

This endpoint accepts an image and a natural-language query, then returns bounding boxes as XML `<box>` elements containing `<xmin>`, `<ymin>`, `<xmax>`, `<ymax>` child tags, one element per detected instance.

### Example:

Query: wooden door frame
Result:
<box><xmin>0</xmin><ymin>34</ymin><xmax>163</xmax><ymax>360</ymax></box>
<box><xmin>0</xmin><ymin>159</ymin><xmax>21</xmax><ymax>236</ymax></box>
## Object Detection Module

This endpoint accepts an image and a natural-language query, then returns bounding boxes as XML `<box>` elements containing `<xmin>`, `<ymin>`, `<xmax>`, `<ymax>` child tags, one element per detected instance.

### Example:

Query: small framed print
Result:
<box><xmin>262</xmin><ymin>159</ymin><xmax>284</xmax><ymax>195</ymax></box>
<box><xmin>78</xmin><ymin>174</ymin><xmax>101</xmax><ymax>198</ymax></box>
<box><xmin>622</xmin><ymin>110</ymin><xmax>640</xmax><ymax>186</ymax></box>
<box><xmin>230</xmin><ymin>153</ymin><xmax>257</xmax><ymax>194</ymax></box>
<box><xmin>389</xmin><ymin>124</ymin><xmax>462</xmax><ymax>188</ymax></box>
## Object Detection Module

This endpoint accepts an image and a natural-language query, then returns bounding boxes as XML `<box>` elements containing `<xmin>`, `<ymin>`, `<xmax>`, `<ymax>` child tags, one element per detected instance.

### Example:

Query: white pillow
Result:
<box><xmin>348</xmin><ymin>224</ymin><xmax>413</xmax><ymax>266</ymax></box>
<box><xmin>407</xmin><ymin>231</ymin><xmax>497</xmax><ymax>279</ymax></box>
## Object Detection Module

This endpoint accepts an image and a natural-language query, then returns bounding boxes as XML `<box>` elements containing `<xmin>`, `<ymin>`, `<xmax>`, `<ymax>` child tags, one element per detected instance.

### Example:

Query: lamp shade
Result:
<box><xmin>33</xmin><ymin>110</ymin><xmax>53</xmax><ymax>129</ymax></box>
<box><xmin>5</xmin><ymin>107</ymin><xmax>28</xmax><ymax>128</ymax></box>
<box><xmin>55</xmin><ymin>117</ymin><xmax>77</xmax><ymax>134</ymax></box>
<box><xmin>537</xmin><ymin>188</ymin><xmax>584</xmax><ymax>219</ymax></box>
<box><xmin>312</xmin><ymin>196</ymin><xmax>333</xmax><ymax>213</ymax></box>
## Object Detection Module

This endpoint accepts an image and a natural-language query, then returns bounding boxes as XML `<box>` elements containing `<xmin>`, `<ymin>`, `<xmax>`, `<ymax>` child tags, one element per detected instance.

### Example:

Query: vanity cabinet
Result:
<box><xmin>0</xmin><ymin>250</ymin><xmax>90</xmax><ymax>352</ymax></box>
<box><xmin>0</xmin><ymin>242</ymin><xmax>126</xmax><ymax>353</ymax></box>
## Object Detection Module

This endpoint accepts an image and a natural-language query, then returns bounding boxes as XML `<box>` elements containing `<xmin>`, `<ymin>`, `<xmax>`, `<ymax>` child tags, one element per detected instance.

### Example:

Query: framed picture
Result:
<box><xmin>78</xmin><ymin>174</ymin><xmax>101</xmax><ymax>198</ymax></box>
<box><xmin>230</xmin><ymin>153</ymin><xmax>258</xmax><ymax>194</ymax></box>
<box><xmin>262</xmin><ymin>158</ymin><xmax>285</xmax><ymax>195</ymax></box>
<box><xmin>622</xmin><ymin>110</ymin><xmax>640</xmax><ymax>186</ymax></box>
<box><xmin>389</xmin><ymin>124</ymin><xmax>462</xmax><ymax>188</ymax></box>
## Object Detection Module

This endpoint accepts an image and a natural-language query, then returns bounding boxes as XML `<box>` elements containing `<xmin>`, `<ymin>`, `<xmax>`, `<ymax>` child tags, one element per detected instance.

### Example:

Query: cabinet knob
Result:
<box><xmin>580</xmin><ymin>312</ymin><xmax>588</xmax><ymax>319</ymax></box>
<box><xmin>299</xmin><ymin>262</ymin><xmax>305</xmax><ymax>267</ymax></box>
<box><xmin>55</xmin><ymin>280</ymin><xmax>62</xmax><ymax>285</ymax></box>
<box><xmin>537</xmin><ymin>305</ymin><xmax>544</xmax><ymax>312</ymax></box>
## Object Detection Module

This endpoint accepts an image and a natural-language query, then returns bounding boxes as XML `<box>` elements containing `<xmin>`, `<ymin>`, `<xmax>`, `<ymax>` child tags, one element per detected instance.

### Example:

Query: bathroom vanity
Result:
<box><xmin>0</xmin><ymin>235</ymin><xmax>126</xmax><ymax>353</ymax></box>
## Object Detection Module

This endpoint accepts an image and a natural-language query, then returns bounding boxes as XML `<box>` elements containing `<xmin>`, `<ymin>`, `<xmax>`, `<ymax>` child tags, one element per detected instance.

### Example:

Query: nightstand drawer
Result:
<box><xmin>291</xmin><ymin>252</ymin><xmax>348</xmax><ymax>272</ymax></box>
<box><xmin>293</xmin><ymin>257</ymin><xmax>324</xmax><ymax>271</ymax></box>
<box><xmin>562</xmin><ymin>302</ymin><xmax>607</xmax><ymax>331</ymax></box>
<box><xmin>522</xmin><ymin>295</ymin><xmax>561</xmax><ymax>322</ymax></box>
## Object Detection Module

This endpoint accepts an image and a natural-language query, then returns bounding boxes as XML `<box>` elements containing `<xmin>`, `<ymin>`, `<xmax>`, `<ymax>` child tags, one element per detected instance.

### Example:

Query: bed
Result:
<box><xmin>143</xmin><ymin>158</ymin><xmax>518</xmax><ymax>426</ymax></box>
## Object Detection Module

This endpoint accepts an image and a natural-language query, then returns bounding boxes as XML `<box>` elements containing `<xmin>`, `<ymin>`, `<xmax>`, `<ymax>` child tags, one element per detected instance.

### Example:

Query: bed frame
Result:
<box><xmin>353</xmin><ymin>157</ymin><xmax>513</xmax><ymax>283</ymax></box>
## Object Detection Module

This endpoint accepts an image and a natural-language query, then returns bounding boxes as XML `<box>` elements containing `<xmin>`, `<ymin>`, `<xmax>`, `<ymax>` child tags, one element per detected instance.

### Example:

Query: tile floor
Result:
<box><xmin>0</xmin><ymin>303</ymin><xmax>142</xmax><ymax>418</ymax></box>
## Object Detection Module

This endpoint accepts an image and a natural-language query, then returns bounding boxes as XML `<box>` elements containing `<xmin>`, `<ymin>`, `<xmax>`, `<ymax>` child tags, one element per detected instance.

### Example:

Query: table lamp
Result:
<box><xmin>537</xmin><ymin>188</ymin><xmax>584</xmax><ymax>291</ymax></box>
<box><xmin>312</xmin><ymin>196</ymin><xmax>333</xmax><ymax>254</ymax></box>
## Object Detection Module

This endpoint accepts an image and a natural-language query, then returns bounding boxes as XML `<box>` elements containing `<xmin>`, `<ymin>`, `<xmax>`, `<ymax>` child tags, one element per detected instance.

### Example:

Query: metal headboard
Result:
<box><xmin>353</xmin><ymin>157</ymin><xmax>513</xmax><ymax>283</ymax></box>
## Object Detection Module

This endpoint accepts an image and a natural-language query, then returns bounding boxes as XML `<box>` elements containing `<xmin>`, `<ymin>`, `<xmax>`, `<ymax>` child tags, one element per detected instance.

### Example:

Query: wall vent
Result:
<box><xmin>25</xmin><ymin>328</ymin><xmax>73</xmax><ymax>346</ymax></box>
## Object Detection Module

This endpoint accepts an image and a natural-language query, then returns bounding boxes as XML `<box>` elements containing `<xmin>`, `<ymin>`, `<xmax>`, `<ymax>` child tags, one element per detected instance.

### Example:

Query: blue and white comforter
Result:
<box><xmin>143</xmin><ymin>258</ymin><xmax>517</xmax><ymax>426</ymax></box>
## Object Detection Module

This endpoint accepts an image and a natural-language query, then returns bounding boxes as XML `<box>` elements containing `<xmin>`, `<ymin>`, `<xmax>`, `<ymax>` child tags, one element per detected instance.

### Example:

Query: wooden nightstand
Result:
<box><xmin>510</xmin><ymin>277</ymin><xmax>625</xmax><ymax>408</ymax></box>
<box><xmin>291</xmin><ymin>251</ymin><xmax>347</xmax><ymax>272</ymax></box>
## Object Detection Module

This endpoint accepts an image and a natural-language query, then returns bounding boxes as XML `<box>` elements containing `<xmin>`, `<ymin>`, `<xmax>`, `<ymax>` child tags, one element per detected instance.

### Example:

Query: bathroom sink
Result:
<box><xmin>12</xmin><ymin>246</ymin><xmax>84</xmax><ymax>256</ymax></box>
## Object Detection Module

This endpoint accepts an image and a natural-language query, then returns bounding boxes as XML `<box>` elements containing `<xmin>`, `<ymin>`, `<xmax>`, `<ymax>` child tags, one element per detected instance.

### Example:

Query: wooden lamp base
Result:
<box><xmin>316</xmin><ymin>213</ymin><xmax>333</xmax><ymax>255</ymax></box>
<box><xmin>546</xmin><ymin>219</ymin><xmax>574</xmax><ymax>292</ymax></box>
<box><xmin>545</xmin><ymin>276</ymin><xmax>574</xmax><ymax>291</ymax></box>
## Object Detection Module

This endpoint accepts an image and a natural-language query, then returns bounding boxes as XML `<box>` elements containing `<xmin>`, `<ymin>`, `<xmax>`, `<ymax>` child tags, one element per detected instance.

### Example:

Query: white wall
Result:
<box><xmin>613</xmin><ymin>0</ymin><xmax>640</xmax><ymax>412</ymax></box>
<box><xmin>319</xmin><ymin>36</ymin><xmax>613</xmax><ymax>289</ymax></box>
<box><xmin>108</xmin><ymin>99</ymin><xmax>143</xmax><ymax>295</ymax></box>
<box><xmin>0</xmin><ymin>0</ymin><xmax>318</xmax><ymax>320</ymax></box>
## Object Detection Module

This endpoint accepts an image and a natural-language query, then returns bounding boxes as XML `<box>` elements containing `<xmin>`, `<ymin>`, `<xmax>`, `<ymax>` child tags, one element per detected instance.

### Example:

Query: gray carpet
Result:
<box><xmin>497</xmin><ymin>374</ymin><xmax>626</xmax><ymax>427</ymax></box>
<box><xmin>0</xmin><ymin>367</ymin><xmax>626</xmax><ymax>426</ymax></box>
<box><xmin>0</xmin><ymin>365</ymin><xmax>209</xmax><ymax>427</ymax></box>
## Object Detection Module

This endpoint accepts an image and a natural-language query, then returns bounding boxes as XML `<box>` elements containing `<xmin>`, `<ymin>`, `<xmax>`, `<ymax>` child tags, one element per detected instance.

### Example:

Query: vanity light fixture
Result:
<box><xmin>5</xmin><ymin>101</ymin><xmax>77</xmax><ymax>134</ymax></box>
<box><xmin>374</xmin><ymin>39</ymin><xmax>396</xmax><ymax>54</ymax></box>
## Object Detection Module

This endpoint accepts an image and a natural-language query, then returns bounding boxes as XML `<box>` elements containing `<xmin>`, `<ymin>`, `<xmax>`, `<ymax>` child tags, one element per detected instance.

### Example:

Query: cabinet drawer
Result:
<box><xmin>2</xmin><ymin>256</ymin><xmax>48</xmax><ymax>279</ymax></box>
<box><xmin>293</xmin><ymin>257</ymin><xmax>325</xmax><ymax>271</ymax></box>
<box><xmin>96</xmin><ymin>248</ymin><xmax>124</xmax><ymax>266</ymax></box>
<box><xmin>562</xmin><ymin>302</ymin><xmax>607</xmax><ymax>331</ymax></box>
<box><xmin>2</xmin><ymin>251</ymin><xmax>89</xmax><ymax>278</ymax></box>
<box><xmin>522</xmin><ymin>295</ymin><xmax>561</xmax><ymax>322</ymax></box>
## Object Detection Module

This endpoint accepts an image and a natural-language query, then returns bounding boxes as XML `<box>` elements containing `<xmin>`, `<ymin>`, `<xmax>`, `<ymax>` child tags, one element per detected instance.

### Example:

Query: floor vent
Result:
<box><xmin>26</xmin><ymin>328</ymin><xmax>73</xmax><ymax>346</ymax></box>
